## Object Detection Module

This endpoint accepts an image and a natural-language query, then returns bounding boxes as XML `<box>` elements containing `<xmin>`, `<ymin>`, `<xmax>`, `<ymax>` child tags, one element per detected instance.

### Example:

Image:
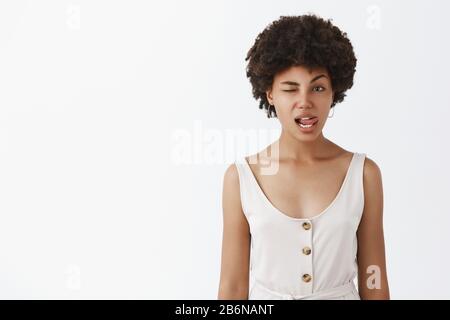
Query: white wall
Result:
<box><xmin>0</xmin><ymin>0</ymin><xmax>449</xmax><ymax>299</ymax></box>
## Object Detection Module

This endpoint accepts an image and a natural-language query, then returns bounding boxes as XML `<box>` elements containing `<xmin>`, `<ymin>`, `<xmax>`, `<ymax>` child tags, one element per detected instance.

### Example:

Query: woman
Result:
<box><xmin>218</xmin><ymin>14</ymin><xmax>390</xmax><ymax>300</ymax></box>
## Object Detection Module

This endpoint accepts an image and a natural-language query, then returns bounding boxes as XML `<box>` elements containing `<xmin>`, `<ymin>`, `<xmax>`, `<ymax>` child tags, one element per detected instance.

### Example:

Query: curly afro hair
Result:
<box><xmin>245</xmin><ymin>14</ymin><xmax>357</xmax><ymax>118</ymax></box>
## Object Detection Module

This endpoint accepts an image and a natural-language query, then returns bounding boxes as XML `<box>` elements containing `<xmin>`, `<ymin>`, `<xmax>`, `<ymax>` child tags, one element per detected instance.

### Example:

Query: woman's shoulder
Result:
<box><xmin>362</xmin><ymin>155</ymin><xmax>382</xmax><ymax>181</ymax></box>
<box><xmin>338</xmin><ymin>148</ymin><xmax>379</xmax><ymax>174</ymax></box>
<box><xmin>330</xmin><ymin>145</ymin><xmax>381</xmax><ymax>180</ymax></box>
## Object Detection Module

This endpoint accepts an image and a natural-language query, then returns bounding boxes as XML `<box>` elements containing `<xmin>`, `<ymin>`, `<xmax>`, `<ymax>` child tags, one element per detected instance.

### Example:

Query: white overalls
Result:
<box><xmin>234</xmin><ymin>152</ymin><xmax>366</xmax><ymax>300</ymax></box>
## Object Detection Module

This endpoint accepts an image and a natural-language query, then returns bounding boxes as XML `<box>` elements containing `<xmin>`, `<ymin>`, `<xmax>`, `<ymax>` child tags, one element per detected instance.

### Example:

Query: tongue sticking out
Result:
<box><xmin>299</xmin><ymin>117</ymin><xmax>318</xmax><ymax>125</ymax></box>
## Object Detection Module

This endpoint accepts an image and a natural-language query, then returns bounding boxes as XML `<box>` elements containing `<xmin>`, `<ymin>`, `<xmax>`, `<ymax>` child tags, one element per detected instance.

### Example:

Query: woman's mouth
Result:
<box><xmin>294</xmin><ymin>116</ymin><xmax>319</xmax><ymax>132</ymax></box>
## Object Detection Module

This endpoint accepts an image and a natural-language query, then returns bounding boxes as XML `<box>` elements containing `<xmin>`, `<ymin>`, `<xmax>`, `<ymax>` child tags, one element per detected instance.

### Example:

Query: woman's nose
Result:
<box><xmin>295</xmin><ymin>90</ymin><xmax>312</xmax><ymax>108</ymax></box>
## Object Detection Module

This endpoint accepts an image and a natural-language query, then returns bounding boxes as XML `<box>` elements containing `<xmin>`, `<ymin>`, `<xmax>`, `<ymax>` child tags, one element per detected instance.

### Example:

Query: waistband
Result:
<box><xmin>252</xmin><ymin>279</ymin><xmax>358</xmax><ymax>300</ymax></box>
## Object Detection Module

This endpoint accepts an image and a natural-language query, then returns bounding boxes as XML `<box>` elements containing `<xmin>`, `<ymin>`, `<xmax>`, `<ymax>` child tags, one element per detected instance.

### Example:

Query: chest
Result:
<box><xmin>248</xmin><ymin>159</ymin><xmax>352</xmax><ymax>219</ymax></box>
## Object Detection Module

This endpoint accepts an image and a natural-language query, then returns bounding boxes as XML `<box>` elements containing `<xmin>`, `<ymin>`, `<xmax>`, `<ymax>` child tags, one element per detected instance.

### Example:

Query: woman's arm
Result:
<box><xmin>217</xmin><ymin>164</ymin><xmax>251</xmax><ymax>299</ymax></box>
<box><xmin>357</xmin><ymin>157</ymin><xmax>390</xmax><ymax>299</ymax></box>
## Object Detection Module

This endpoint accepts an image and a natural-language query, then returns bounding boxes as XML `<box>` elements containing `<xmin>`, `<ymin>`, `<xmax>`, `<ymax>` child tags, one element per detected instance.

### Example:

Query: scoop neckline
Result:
<box><xmin>242</xmin><ymin>152</ymin><xmax>357</xmax><ymax>221</ymax></box>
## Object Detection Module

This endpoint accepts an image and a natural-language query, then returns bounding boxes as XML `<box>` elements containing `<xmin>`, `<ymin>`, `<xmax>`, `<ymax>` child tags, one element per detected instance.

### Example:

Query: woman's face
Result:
<box><xmin>266</xmin><ymin>65</ymin><xmax>334</xmax><ymax>142</ymax></box>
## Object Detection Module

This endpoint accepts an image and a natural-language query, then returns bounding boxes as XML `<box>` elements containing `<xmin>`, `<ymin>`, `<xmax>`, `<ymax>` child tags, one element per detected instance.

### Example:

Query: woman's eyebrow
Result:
<box><xmin>280</xmin><ymin>74</ymin><xmax>328</xmax><ymax>86</ymax></box>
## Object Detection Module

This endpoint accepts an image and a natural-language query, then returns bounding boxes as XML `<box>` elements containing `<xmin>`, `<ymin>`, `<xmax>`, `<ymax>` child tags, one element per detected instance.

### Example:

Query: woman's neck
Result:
<box><xmin>275</xmin><ymin>129</ymin><xmax>331</xmax><ymax>164</ymax></box>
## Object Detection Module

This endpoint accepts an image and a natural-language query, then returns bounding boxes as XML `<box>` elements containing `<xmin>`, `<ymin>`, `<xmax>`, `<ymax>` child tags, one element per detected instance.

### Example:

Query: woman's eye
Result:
<box><xmin>313</xmin><ymin>86</ymin><xmax>325</xmax><ymax>92</ymax></box>
<box><xmin>283</xmin><ymin>87</ymin><xmax>326</xmax><ymax>93</ymax></box>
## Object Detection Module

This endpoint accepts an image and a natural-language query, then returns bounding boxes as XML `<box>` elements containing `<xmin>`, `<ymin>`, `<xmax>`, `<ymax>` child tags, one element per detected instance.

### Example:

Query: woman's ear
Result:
<box><xmin>266</xmin><ymin>87</ymin><xmax>274</xmax><ymax>105</ymax></box>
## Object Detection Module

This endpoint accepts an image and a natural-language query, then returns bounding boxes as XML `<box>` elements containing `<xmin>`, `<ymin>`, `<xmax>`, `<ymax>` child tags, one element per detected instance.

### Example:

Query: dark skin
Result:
<box><xmin>218</xmin><ymin>65</ymin><xmax>390</xmax><ymax>300</ymax></box>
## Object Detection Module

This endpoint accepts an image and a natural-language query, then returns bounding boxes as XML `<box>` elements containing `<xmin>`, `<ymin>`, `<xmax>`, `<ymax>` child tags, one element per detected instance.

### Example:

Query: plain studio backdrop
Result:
<box><xmin>0</xmin><ymin>0</ymin><xmax>449</xmax><ymax>299</ymax></box>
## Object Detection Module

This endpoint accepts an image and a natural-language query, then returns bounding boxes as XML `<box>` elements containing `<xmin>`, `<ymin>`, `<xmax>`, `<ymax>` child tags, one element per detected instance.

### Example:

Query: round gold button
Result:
<box><xmin>302</xmin><ymin>222</ymin><xmax>311</xmax><ymax>230</ymax></box>
<box><xmin>302</xmin><ymin>247</ymin><xmax>311</xmax><ymax>255</ymax></box>
<box><xmin>302</xmin><ymin>274</ymin><xmax>312</xmax><ymax>283</ymax></box>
